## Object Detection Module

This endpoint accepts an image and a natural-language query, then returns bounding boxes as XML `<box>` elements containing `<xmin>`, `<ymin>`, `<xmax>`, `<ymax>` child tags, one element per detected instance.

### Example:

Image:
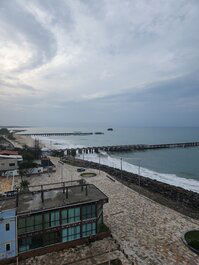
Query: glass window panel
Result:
<box><xmin>26</xmin><ymin>216</ymin><xmax>34</xmax><ymax>232</ymax></box>
<box><xmin>67</xmin><ymin>226</ymin><xmax>80</xmax><ymax>241</ymax></box>
<box><xmin>30</xmin><ymin>234</ymin><xmax>43</xmax><ymax>250</ymax></box>
<box><xmin>68</xmin><ymin>227</ymin><xmax>74</xmax><ymax>241</ymax></box>
<box><xmin>43</xmin><ymin>231</ymin><xmax>61</xmax><ymax>246</ymax></box>
<box><xmin>62</xmin><ymin>228</ymin><xmax>68</xmax><ymax>242</ymax></box>
<box><xmin>50</xmin><ymin>211</ymin><xmax>60</xmax><ymax>227</ymax></box>
<box><xmin>44</xmin><ymin>213</ymin><xmax>50</xmax><ymax>228</ymax></box>
<box><xmin>35</xmin><ymin>214</ymin><xmax>42</xmax><ymax>231</ymax></box>
<box><xmin>92</xmin><ymin>223</ymin><xmax>96</xmax><ymax>235</ymax></box>
<box><xmin>74</xmin><ymin>226</ymin><xmax>80</xmax><ymax>240</ymax></box>
<box><xmin>74</xmin><ymin>207</ymin><xmax>80</xmax><ymax>222</ymax></box>
<box><xmin>18</xmin><ymin>238</ymin><xmax>30</xmax><ymax>253</ymax></box>
<box><xmin>18</xmin><ymin>218</ymin><xmax>26</xmax><ymax>235</ymax></box>
<box><xmin>92</xmin><ymin>205</ymin><xmax>96</xmax><ymax>217</ymax></box>
<box><xmin>18</xmin><ymin>218</ymin><xmax>25</xmax><ymax>228</ymax></box>
<box><xmin>82</xmin><ymin>223</ymin><xmax>96</xmax><ymax>237</ymax></box>
<box><xmin>82</xmin><ymin>205</ymin><xmax>96</xmax><ymax>220</ymax></box>
<box><xmin>62</xmin><ymin>209</ymin><xmax>68</xmax><ymax>224</ymax></box>
<box><xmin>68</xmin><ymin>208</ymin><xmax>75</xmax><ymax>223</ymax></box>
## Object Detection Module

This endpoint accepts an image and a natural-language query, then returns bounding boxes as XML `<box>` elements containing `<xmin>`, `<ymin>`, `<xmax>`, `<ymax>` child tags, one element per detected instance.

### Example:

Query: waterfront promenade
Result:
<box><xmin>13</xmin><ymin>158</ymin><xmax>199</xmax><ymax>265</ymax></box>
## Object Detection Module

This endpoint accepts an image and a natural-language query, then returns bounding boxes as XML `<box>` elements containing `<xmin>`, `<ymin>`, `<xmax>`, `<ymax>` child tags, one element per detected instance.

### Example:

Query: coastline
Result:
<box><xmin>63</xmin><ymin>157</ymin><xmax>199</xmax><ymax>220</ymax></box>
<box><xmin>13</xmin><ymin>134</ymin><xmax>45</xmax><ymax>149</ymax></box>
<box><xmin>11</xmin><ymin>157</ymin><xmax>199</xmax><ymax>264</ymax></box>
<box><xmin>15</xmin><ymin>134</ymin><xmax>199</xmax><ymax>199</ymax></box>
<box><xmin>27</xmin><ymin>133</ymin><xmax>199</xmax><ymax>193</ymax></box>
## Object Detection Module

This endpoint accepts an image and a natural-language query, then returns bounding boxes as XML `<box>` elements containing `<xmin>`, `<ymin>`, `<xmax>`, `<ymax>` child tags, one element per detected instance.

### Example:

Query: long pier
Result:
<box><xmin>63</xmin><ymin>142</ymin><xmax>199</xmax><ymax>156</ymax></box>
<box><xmin>20</xmin><ymin>132</ymin><xmax>94</xmax><ymax>136</ymax></box>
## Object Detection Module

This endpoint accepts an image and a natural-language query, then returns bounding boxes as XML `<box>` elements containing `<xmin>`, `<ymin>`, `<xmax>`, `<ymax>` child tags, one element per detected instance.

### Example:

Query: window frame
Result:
<box><xmin>5</xmin><ymin>223</ymin><xmax>10</xmax><ymax>231</ymax></box>
<box><xmin>62</xmin><ymin>225</ymin><xmax>81</xmax><ymax>242</ymax></box>
<box><xmin>9</xmin><ymin>163</ymin><xmax>15</xmax><ymax>167</ymax></box>
<box><xmin>82</xmin><ymin>222</ymin><xmax>96</xmax><ymax>238</ymax></box>
<box><xmin>82</xmin><ymin>204</ymin><xmax>96</xmax><ymax>220</ymax></box>
<box><xmin>18</xmin><ymin>213</ymin><xmax>43</xmax><ymax>234</ymax></box>
<box><xmin>6</xmin><ymin>243</ymin><xmax>11</xmax><ymax>252</ymax></box>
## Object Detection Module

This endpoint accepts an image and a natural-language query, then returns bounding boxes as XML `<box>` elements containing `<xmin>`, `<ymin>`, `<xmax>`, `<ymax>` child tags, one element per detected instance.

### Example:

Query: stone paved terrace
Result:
<box><xmin>13</xmin><ymin>158</ymin><xmax>199</xmax><ymax>264</ymax></box>
<box><xmin>11</xmin><ymin>238</ymin><xmax>130</xmax><ymax>265</ymax></box>
<box><xmin>0</xmin><ymin>176</ymin><xmax>12</xmax><ymax>193</ymax></box>
<box><xmin>87</xmin><ymin>173</ymin><xmax>199</xmax><ymax>265</ymax></box>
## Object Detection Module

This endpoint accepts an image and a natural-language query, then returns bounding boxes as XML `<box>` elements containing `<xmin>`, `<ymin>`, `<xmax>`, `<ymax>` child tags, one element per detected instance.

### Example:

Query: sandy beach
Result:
<box><xmin>13</xmin><ymin>134</ymin><xmax>45</xmax><ymax>149</ymax></box>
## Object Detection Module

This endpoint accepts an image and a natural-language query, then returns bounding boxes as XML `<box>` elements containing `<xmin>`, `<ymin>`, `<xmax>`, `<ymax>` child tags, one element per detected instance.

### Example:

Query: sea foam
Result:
<box><xmin>78</xmin><ymin>152</ymin><xmax>199</xmax><ymax>194</ymax></box>
<box><xmin>34</xmin><ymin>135</ymin><xmax>199</xmax><ymax>193</ymax></box>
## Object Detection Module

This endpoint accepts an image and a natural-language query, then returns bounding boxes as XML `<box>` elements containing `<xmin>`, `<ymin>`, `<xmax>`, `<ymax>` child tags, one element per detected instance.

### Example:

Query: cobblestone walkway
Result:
<box><xmin>13</xmin><ymin>238</ymin><xmax>130</xmax><ymax>265</ymax></box>
<box><xmin>87</xmin><ymin>172</ymin><xmax>199</xmax><ymax>265</ymax></box>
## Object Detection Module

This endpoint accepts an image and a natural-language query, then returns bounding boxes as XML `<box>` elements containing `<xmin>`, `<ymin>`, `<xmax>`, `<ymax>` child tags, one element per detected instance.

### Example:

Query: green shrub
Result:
<box><xmin>185</xmin><ymin>230</ymin><xmax>199</xmax><ymax>250</ymax></box>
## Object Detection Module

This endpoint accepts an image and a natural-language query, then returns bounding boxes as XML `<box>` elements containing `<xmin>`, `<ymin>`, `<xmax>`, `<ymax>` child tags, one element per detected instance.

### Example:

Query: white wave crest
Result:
<box><xmin>78</xmin><ymin>152</ymin><xmax>199</xmax><ymax>193</ymax></box>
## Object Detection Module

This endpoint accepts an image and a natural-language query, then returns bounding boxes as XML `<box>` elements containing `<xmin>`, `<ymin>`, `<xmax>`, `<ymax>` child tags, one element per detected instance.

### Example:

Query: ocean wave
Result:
<box><xmin>34</xmin><ymin>135</ymin><xmax>199</xmax><ymax>193</ymax></box>
<box><xmin>32</xmin><ymin>136</ymin><xmax>84</xmax><ymax>149</ymax></box>
<box><xmin>78</xmin><ymin>152</ymin><xmax>199</xmax><ymax>193</ymax></box>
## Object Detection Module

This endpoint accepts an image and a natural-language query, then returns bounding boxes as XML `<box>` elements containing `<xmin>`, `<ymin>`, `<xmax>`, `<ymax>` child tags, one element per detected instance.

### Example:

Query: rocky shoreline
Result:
<box><xmin>62</xmin><ymin>157</ymin><xmax>199</xmax><ymax>219</ymax></box>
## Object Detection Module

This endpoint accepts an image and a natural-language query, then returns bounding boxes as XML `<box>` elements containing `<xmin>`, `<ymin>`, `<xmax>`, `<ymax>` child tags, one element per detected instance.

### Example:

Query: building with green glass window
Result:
<box><xmin>16</xmin><ymin>181</ymin><xmax>108</xmax><ymax>256</ymax></box>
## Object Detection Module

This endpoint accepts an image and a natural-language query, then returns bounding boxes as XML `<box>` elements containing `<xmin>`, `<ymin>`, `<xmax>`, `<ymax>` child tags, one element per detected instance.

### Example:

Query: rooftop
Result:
<box><xmin>17</xmin><ymin>184</ymin><xmax>108</xmax><ymax>215</ymax></box>
<box><xmin>0</xmin><ymin>196</ymin><xmax>16</xmax><ymax>211</ymax></box>
<box><xmin>0</xmin><ymin>177</ymin><xmax>12</xmax><ymax>193</ymax></box>
<box><xmin>0</xmin><ymin>181</ymin><xmax>108</xmax><ymax>214</ymax></box>
<box><xmin>0</xmin><ymin>150</ymin><xmax>19</xmax><ymax>155</ymax></box>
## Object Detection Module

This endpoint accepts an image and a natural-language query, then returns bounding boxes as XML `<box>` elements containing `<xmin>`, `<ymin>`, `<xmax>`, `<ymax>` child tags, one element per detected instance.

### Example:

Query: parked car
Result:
<box><xmin>77</xmin><ymin>168</ymin><xmax>85</xmax><ymax>172</ymax></box>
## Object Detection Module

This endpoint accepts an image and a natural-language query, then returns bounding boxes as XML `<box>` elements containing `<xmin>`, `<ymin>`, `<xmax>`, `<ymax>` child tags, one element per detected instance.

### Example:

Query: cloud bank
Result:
<box><xmin>0</xmin><ymin>0</ymin><xmax>199</xmax><ymax>126</ymax></box>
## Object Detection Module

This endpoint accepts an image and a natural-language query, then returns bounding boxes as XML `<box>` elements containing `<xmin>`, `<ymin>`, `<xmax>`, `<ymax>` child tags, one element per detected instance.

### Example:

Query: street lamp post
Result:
<box><xmin>98</xmin><ymin>154</ymin><xmax>101</xmax><ymax>174</ymax></box>
<box><xmin>119</xmin><ymin>156</ymin><xmax>142</xmax><ymax>194</ymax></box>
<box><xmin>120</xmin><ymin>157</ymin><xmax>123</xmax><ymax>180</ymax></box>
<box><xmin>58</xmin><ymin>160</ymin><xmax>64</xmax><ymax>182</ymax></box>
<box><xmin>138</xmin><ymin>159</ymin><xmax>141</xmax><ymax>195</ymax></box>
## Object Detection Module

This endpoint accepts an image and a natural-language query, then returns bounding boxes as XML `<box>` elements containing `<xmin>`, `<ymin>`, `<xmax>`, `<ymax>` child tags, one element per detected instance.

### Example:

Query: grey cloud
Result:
<box><xmin>0</xmin><ymin>76</ymin><xmax>35</xmax><ymax>92</ymax></box>
<box><xmin>0</xmin><ymin>0</ymin><xmax>57</xmax><ymax>72</ymax></box>
<box><xmin>0</xmin><ymin>0</ymin><xmax>199</xmax><ymax>126</ymax></box>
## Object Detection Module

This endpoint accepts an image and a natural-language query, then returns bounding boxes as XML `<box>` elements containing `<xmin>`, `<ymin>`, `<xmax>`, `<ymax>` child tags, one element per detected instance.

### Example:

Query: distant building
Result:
<box><xmin>0</xmin><ymin>158</ymin><xmax>18</xmax><ymax>174</ymax></box>
<box><xmin>0</xmin><ymin>151</ymin><xmax>19</xmax><ymax>156</ymax></box>
<box><xmin>0</xmin><ymin>200</ymin><xmax>17</xmax><ymax>260</ymax></box>
<box><xmin>0</xmin><ymin>155</ymin><xmax>23</xmax><ymax>163</ymax></box>
<box><xmin>0</xmin><ymin>180</ymin><xmax>109</xmax><ymax>262</ymax></box>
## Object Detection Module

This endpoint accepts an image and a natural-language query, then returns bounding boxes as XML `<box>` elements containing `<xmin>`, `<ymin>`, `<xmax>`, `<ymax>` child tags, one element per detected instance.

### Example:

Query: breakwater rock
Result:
<box><xmin>62</xmin><ymin>157</ymin><xmax>199</xmax><ymax>218</ymax></box>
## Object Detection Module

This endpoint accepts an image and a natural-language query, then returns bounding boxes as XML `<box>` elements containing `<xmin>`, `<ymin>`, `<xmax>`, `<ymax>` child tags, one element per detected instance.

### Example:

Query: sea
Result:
<box><xmin>17</xmin><ymin>127</ymin><xmax>199</xmax><ymax>193</ymax></box>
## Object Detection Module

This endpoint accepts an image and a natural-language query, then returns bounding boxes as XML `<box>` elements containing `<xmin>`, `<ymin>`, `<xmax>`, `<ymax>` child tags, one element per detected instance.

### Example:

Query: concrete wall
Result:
<box><xmin>3</xmin><ymin>170</ymin><xmax>19</xmax><ymax>178</ymax></box>
<box><xmin>0</xmin><ymin>158</ymin><xmax>18</xmax><ymax>172</ymax></box>
<box><xmin>0</xmin><ymin>209</ymin><xmax>17</xmax><ymax>260</ymax></box>
<box><xmin>27</xmin><ymin>167</ymin><xmax>43</xmax><ymax>175</ymax></box>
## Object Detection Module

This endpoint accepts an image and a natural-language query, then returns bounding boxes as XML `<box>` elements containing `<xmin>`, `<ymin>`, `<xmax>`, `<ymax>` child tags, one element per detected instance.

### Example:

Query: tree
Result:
<box><xmin>20</xmin><ymin>180</ymin><xmax>30</xmax><ymax>192</ymax></box>
<box><xmin>18</xmin><ymin>161</ymin><xmax>38</xmax><ymax>179</ymax></box>
<box><xmin>0</xmin><ymin>128</ymin><xmax>10</xmax><ymax>135</ymax></box>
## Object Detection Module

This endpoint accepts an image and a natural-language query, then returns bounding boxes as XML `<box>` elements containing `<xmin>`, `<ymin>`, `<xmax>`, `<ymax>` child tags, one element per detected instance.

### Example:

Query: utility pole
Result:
<box><xmin>98</xmin><ymin>154</ymin><xmax>101</xmax><ymax>175</ymax></box>
<box><xmin>119</xmin><ymin>156</ymin><xmax>142</xmax><ymax>194</ymax></box>
<box><xmin>58</xmin><ymin>161</ymin><xmax>64</xmax><ymax>182</ymax></box>
<box><xmin>48</xmin><ymin>157</ymin><xmax>50</xmax><ymax>177</ymax></box>
<box><xmin>120</xmin><ymin>157</ymin><xmax>123</xmax><ymax>180</ymax></box>
<box><xmin>138</xmin><ymin>159</ymin><xmax>141</xmax><ymax>194</ymax></box>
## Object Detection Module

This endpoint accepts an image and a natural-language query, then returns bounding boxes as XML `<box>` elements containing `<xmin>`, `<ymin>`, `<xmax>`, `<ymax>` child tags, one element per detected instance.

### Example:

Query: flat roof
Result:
<box><xmin>0</xmin><ymin>197</ymin><xmax>16</xmax><ymax>211</ymax></box>
<box><xmin>0</xmin><ymin>177</ymin><xmax>12</xmax><ymax>193</ymax></box>
<box><xmin>17</xmin><ymin>184</ymin><xmax>108</xmax><ymax>215</ymax></box>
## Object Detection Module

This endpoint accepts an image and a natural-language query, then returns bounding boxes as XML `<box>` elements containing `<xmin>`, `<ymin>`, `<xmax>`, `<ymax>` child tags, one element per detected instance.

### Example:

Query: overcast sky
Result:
<box><xmin>0</xmin><ymin>0</ymin><xmax>199</xmax><ymax>127</ymax></box>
